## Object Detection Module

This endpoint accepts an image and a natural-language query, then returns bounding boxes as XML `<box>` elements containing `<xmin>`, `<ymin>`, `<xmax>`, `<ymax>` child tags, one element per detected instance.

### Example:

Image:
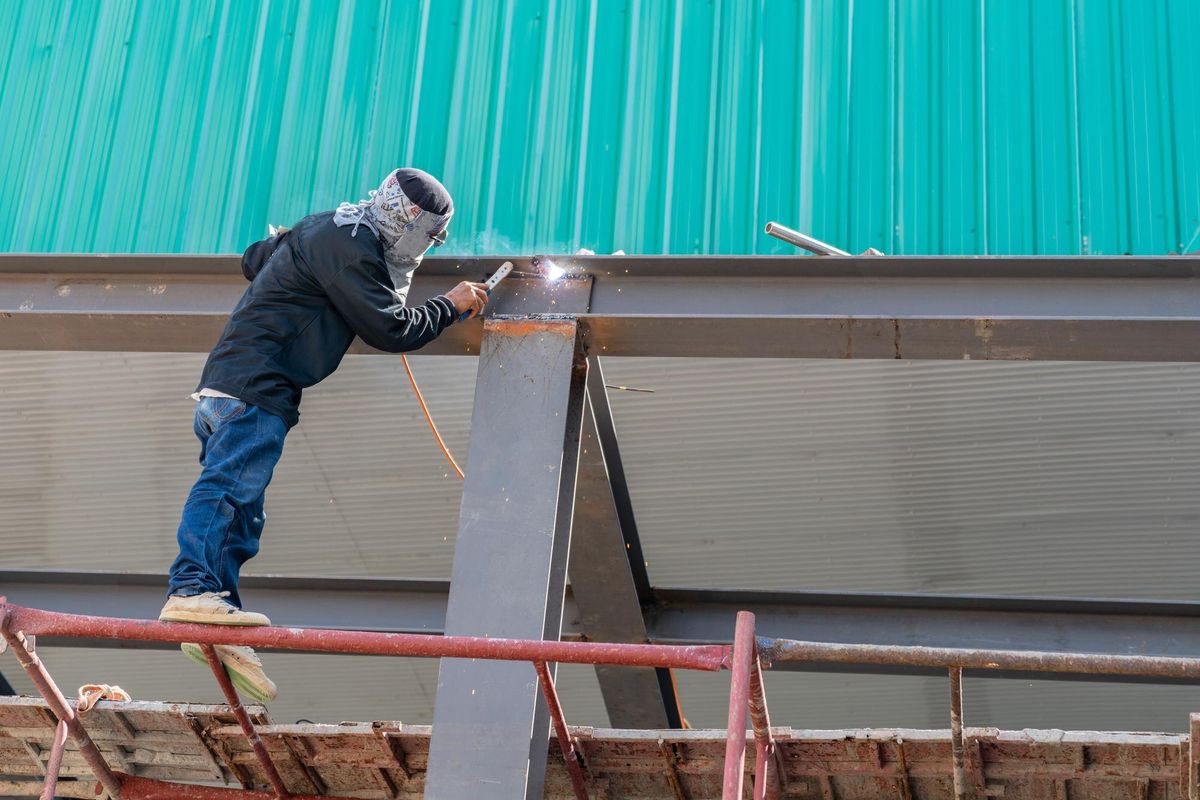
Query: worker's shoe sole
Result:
<box><xmin>159</xmin><ymin>592</ymin><xmax>271</xmax><ymax>627</ymax></box>
<box><xmin>181</xmin><ymin>643</ymin><xmax>278</xmax><ymax>703</ymax></box>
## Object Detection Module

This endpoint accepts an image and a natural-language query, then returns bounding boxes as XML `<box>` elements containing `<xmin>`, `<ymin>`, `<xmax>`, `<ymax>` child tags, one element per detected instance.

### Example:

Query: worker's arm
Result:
<box><xmin>321</xmin><ymin>255</ymin><xmax>485</xmax><ymax>353</ymax></box>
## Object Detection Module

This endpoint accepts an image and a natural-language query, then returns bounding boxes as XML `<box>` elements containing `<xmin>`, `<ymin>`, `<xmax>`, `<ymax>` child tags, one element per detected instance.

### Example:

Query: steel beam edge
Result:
<box><xmin>7</xmin><ymin>254</ymin><xmax>1200</xmax><ymax>361</ymax></box>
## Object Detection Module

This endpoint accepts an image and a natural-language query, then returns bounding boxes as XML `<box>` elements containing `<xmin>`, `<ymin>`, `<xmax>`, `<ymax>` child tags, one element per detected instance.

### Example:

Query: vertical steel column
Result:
<box><xmin>723</xmin><ymin>611</ymin><xmax>756</xmax><ymax>800</ymax></box>
<box><xmin>425</xmin><ymin>319</ymin><xmax>588</xmax><ymax>800</ymax></box>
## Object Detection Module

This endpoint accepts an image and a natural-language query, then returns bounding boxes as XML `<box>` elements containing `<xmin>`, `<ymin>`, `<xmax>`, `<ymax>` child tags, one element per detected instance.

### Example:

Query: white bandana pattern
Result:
<box><xmin>333</xmin><ymin>170</ymin><xmax>452</xmax><ymax>303</ymax></box>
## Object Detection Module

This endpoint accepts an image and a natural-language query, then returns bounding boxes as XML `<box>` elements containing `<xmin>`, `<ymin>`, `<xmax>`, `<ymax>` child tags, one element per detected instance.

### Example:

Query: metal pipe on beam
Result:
<box><xmin>764</xmin><ymin>222</ymin><xmax>851</xmax><ymax>255</ymax></box>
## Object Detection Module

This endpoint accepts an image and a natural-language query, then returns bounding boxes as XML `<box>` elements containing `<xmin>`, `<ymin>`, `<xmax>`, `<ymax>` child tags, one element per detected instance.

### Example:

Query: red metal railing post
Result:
<box><xmin>534</xmin><ymin>661</ymin><xmax>590</xmax><ymax>800</ymax></box>
<box><xmin>0</xmin><ymin>608</ymin><xmax>124</xmax><ymax>798</ymax></box>
<box><xmin>949</xmin><ymin>667</ymin><xmax>968</xmax><ymax>800</ymax></box>
<box><xmin>749</xmin><ymin>653</ymin><xmax>782</xmax><ymax>800</ymax></box>
<box><xmin>722</xmin><ymin>610</ymin><xmax>756</xmax><ymax>800</ymax></box>
<box><xmin>200</xmin><ymin>645</ymin><xmax>290</xmax><ymax>800</ymax></box>
<box><xmin>40</xmin><ymin>719</ymin><xmax>68</xmax><ymax>800</ymax></box>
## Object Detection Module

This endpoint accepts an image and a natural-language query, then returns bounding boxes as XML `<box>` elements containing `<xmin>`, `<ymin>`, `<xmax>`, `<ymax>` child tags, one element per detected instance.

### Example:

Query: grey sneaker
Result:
<box><xmin>159</xmin><ymin>591</ymin><xmax>271</xmax><ymax>626</ymax></box>
<box><xmin>181</xmin><ymin>643</ymin><xmax>278</xmax><ymax>703</ymax></box>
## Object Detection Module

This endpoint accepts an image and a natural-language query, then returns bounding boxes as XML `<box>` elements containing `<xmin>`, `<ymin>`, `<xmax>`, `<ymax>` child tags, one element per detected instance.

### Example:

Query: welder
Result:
<box><xmin>158</xmin><ymin>168</ymin><xmax>488</xmax><ymax>701</ymax></box>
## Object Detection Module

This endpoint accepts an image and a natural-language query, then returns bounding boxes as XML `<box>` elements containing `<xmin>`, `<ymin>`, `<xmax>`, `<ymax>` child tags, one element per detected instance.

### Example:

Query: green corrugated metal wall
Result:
<box><xmin>2</xmin><ymin>0</ymin><xmax>1197</xmax><ymax>256</ymax></box>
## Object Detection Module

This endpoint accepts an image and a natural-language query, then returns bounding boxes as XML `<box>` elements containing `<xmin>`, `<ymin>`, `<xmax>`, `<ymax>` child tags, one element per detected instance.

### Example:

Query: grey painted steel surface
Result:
<box><xmin>424</xmin><ymin>319</ymin><xmax>588</xmax><ymax>800</ymax></box>
<box><xmin>4</xmin><ymin>254</ymin><xmax>1200</xmax><ymax>360</ymax></box>
<box><xmin>569</xmin><ymin>360</ymin><xmax>674</xmax><ymax>729</ymax></box>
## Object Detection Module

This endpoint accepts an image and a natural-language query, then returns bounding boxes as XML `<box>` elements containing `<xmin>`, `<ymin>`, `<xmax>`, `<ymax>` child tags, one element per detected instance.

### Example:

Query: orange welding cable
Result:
<box><xmin>401</xmin><ymin>354</ymin><xmax>465</xmax><ymax>480</ymax></box>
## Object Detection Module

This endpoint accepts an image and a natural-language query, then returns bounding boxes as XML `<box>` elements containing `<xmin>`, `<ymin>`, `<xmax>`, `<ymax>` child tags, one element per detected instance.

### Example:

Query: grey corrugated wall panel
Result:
<box><xmin>2</xmin><ymin>354</ymin><xmax>1199</xmax><ymax>594</ymax></box>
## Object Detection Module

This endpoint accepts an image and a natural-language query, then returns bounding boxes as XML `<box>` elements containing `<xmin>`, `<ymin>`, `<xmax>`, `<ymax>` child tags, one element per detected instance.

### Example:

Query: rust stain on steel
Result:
<box><xmin>658</xmin><ymin>740</ymin><xmax>692</xmax><ymax>800</ymax></box>
<box><xmin>1</xmin><ymin>602</ymin><xmax>728</xmax><ymax>671</ymax></box>
<box><xmin>117</xmin><ymin>774</ymin><xmax>328</xmax><ymax>800</ymax></box>
<box><xmin>758</xmin><ymin>637</ymin><xmax>1200</xmax><ymax>679</ymax></box>
<box><xmin>485</xmin><ymin>317</ymin><xmax>579</xmax><ymax>338</ymax></box>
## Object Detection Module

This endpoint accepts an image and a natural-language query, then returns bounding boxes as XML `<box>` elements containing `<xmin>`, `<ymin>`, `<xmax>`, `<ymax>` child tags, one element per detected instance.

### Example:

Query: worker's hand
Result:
<box><xmin>446</xmin><ymin>281</ymin><xmax>489</xmax><ymax>321</ymax></box>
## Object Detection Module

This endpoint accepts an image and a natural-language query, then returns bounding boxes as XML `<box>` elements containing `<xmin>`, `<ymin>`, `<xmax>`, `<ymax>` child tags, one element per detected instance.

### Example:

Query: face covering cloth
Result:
<box><xmin>333</xmin><ymin>169</ymin><xmax>453</xmax><ymax>303</ymax></box>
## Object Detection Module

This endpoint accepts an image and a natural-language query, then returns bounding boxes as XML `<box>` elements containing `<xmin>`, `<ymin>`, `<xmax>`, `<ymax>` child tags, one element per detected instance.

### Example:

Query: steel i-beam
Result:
<box><xmin>424</xmin><ymin>319</ymin><xmax>588</xmax><ymax>800</ymax></box>
<box><xmin>569</xmin><ymin>357</ymin><xmax>680</xmax><ymax>728</ymax></box>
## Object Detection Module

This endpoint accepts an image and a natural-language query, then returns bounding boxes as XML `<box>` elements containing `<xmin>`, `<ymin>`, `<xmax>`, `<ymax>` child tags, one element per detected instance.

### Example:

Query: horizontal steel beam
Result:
<box><xmin>9</xmin><ymin>571</ymin><xmax>1200</xmax><ymax>682</ymax></box>
<box><xmin>4</xmin><ymin>254</ymin><xmax>1200</xmax><ymax>360</ymax></box>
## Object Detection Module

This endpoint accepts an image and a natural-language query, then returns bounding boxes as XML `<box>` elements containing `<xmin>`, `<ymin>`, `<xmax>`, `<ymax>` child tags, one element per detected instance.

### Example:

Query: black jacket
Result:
<box><xmin>197</xmin><ymin>210</ymin><xmax>457</xmax><ymax>427</ymax></box>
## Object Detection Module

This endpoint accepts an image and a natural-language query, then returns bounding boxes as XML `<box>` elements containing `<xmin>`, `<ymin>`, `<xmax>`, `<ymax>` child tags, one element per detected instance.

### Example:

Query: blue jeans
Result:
<box><xmin>167</xmin><ymin>397</ymin><xmax>288</xmax><ymax>607</ymax></box>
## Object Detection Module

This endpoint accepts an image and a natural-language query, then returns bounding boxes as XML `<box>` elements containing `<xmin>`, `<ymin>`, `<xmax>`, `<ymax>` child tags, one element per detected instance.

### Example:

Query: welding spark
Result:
<box><xmin>542</xmin><ymin>259</ymin><xmax>567</xmax><ymax>282</ymax></box>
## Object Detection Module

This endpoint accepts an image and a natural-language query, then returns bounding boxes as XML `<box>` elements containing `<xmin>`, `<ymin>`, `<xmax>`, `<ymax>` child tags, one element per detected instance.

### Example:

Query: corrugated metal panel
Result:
<box><xmin>2</xmin><ymin>0</ymin><xmax>1197</xmax><ymax>256</ymax></box>
<box><xmin>2</xmin><ymin>353</ymin><xmax>1198</xmax><ymax>597</ymax></box>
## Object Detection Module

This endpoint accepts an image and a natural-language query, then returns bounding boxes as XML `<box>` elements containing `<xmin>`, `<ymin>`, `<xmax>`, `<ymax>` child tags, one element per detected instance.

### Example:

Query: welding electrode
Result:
<box><xmin>458</xmin><ymin>260</ymin><xmax>514</xmax><ymax>322</ymax></box>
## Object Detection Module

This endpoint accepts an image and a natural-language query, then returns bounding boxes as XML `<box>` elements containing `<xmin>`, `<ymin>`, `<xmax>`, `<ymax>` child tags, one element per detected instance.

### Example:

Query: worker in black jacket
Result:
<box><xmin>158</xmin><ymin>169</ymin><xmax>487</xmax><ymax>701</ymax></box>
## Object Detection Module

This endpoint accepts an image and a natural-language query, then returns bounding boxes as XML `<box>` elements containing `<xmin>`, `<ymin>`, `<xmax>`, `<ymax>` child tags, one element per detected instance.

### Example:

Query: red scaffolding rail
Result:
<box><xmin>0</xmin><ymin>599</ymin><xmax>779</xmax><ymax>800</ymax></box>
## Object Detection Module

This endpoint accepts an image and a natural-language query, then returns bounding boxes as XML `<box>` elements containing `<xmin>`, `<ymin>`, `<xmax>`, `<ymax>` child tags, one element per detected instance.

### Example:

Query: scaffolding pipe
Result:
<box><xmin>722</xmin><ymin>611</ymin><xmax>756</xmax><ymax>800</ymax></box>
<box><xmin>40</xmin><ymin>719</ymin><xmax>68</xmax><ymax>800</ymax></box>
<box><xmin>0</xmin><ymin>601</ymin><xmax>728</xmax><ymax>671</ymax></box>
<box><xmin>535</xmin><ymin>661</ymin><xmax>590</xmax><ymax>800</ymax></box>
<box><xmin>758</xmin><ymin>637</ymin><xmax>1200</xmax><ymax>679</ymax></box>
<box><xmin>749</xmin><ymin>657</ymin><xmax>782</xmax><ymax>800</ymax></box>
<box><xmin>0</xmin><ymin>610</ymin><xmax>123</xmax><ymax>797</ymax></box>
<box><xmin>200</xmin><ymin>645</ymin><xmax>290</xmax><ymax>800</ymax></box>
<box><xmin>949</xmin><ymin>668</ymin><xmax>968</xmax><ymax>800</ymax></box>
